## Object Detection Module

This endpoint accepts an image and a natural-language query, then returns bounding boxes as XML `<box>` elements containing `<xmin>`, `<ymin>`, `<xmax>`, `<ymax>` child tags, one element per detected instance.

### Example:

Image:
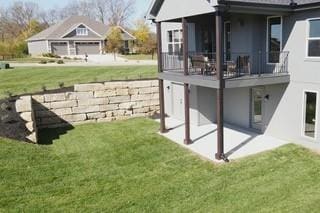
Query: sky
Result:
<box><xmin>0</xmin><ymin>0</ymin><xmax>151</xmax><ymax>20</ymax></box>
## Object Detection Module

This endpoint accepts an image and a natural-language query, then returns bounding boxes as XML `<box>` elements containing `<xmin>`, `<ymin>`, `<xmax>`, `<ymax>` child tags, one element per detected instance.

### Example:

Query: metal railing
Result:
<box><xmin>161</xmin><ymin>51</ymin><xmax>289</xmax><ymax>79</ymax></box>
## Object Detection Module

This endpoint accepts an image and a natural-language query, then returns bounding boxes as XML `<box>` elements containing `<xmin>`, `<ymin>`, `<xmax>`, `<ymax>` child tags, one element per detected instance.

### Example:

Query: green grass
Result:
<box><xmin>1</xmin><ymin>118</ymin><xmax>320</xmax><ymax>212</ymax></box>
<box><xmin>122</xmin><ymin>54</ymin><xmax>157</xmax><ymax>61</ymax></box>
<box><xmin>0</xmin><ymin>66</ymin><xmax>157</xmax><ymax>98</ymax></box>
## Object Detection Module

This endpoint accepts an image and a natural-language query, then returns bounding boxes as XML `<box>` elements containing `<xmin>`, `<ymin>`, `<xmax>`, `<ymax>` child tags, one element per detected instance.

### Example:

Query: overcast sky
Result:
<box><xmin>0</xmin><ymin>0</ymin><xmax>151</xmax><ymax>20</ymax></box>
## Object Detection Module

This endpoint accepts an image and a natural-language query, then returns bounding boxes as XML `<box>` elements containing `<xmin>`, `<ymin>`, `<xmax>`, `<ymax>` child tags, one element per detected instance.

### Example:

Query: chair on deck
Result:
<box><xmin>236</xmin><ymin>56</ymin><xmax>251</xmax><ymax>75</ymax></box>
<box><xmin>190</xmin><ymin>55</ymin><xmax>216</xmax><ymax>75</ymax></box>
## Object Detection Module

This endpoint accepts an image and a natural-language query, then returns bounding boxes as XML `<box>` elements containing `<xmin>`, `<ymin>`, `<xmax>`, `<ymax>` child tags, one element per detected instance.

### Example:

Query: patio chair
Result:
<box><xmin>190</xmin><ymin>55</ymin><xmax>216</xmax><ymax>75</ymax></box>
<box><xmin>236</xmin><ymin>56</ymin><xmax>251</xmax><ymax>75</ymax></box>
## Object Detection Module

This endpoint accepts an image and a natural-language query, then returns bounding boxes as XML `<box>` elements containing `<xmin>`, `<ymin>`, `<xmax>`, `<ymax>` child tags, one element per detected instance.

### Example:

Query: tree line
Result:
<box><xmin>0</xmin><ymin>0</ymin><xmax>156</xmax><ymax>58</ymax></box>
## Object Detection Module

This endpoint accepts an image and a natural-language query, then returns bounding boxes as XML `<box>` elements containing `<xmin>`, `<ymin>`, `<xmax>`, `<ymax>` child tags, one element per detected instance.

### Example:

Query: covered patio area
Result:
<box><xmin>159</xmin><ymin>117</ymin><xmax>289</xmax><ymax>162</ymax></box>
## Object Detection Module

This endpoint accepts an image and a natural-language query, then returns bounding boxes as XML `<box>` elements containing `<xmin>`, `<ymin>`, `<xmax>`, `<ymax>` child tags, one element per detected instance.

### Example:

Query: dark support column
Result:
<box><xmin>182</xmin><ymin>17</ymin><xmax>191</xmax><ymax>145</ymax></box>
<box><xmin>156</xmin><ymin>22</ymin><xmax>166</xmax><ymax>133</ymax></box>
<box><xmin>215</xmin><ymin>7</ymin><xmax>228</xmax><ymax>161</ymax></box>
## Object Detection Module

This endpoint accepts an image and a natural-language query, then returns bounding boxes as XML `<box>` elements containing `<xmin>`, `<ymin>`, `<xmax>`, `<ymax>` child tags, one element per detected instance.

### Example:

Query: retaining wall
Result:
<box><xmin>15</xmin><ymin>80</ymin><xmax>160</xmax><ymax>143</ymax></box>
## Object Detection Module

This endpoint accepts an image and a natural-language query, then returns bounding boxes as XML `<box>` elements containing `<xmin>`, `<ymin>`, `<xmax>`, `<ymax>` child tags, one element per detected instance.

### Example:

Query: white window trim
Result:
<box><xmin>302</xmin><ymin>90</ymin><xmax>319</xmax><ymax>141</ymax></box>
<box><xmin>266</xmin><ymin>16</ymin><xmax>283</xmax><ymax>65</ymax></box>
<box><xmin>224</xmin><ymin>21</ymin><xmax>231</xmax><ymax>61</ymax></box>
<box><xmin>76</xmin><ymin>27</ymin><xmax>89</xmax><ymax>36</ymax></box>
<box><xmin>306</xmin><ymin>18</ymin><xmax>320</xmax><ymax>59</ymax></box>
<box><xmin>167</xmin><ymin>29</ymin><xmax>183</xmax><ymax>54</ymax></box>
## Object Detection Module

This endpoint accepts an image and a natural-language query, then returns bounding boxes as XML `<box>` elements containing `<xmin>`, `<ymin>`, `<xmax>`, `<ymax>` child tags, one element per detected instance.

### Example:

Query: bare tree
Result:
<box><xmin>9</xmin><ymin>1</ymin><xmax>40</xmax><ymax>27</ymax></box>
<box><xmin>106</xmin><ymin>0</ymin><xmax>136</xmax><ymax>26</ymax></box>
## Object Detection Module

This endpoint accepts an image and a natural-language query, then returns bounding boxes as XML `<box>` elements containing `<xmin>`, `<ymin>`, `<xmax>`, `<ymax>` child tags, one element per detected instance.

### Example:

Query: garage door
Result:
<box><xmin>51</xmin><ymin>42</ymin><xmax>68</xmax><ymax>55</ymax></box>
<box><xmin>76</xmin><ymin>42</ymin><xmax>100</xmax><ymax>55</ymax></box>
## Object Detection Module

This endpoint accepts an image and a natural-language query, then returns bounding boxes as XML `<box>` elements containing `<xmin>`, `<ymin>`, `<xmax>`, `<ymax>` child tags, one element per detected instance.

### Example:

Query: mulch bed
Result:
<box><xmin>0</xmin><ymin>97</ymin><xmax>29</xmax><ymax>142</ymax></box>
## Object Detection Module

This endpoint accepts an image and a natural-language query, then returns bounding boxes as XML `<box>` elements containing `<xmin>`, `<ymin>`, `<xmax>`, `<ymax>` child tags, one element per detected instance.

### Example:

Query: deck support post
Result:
<box><xmin>182</xmin><ymin>17</ymin><xmax>191</xmax><ymax>145</ymax></box>
<box><xmin>215</xmin><ymin>6</ymin><xmax>228</xmax><ymax>161</ymax></box>
<box><xmin>157</xmin><ymin>22</ymin><xmax>167</xmax><ymax>133</ymax></box>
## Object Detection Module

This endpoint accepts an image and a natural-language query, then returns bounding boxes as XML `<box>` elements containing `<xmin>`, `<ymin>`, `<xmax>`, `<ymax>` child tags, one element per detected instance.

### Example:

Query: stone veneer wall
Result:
<box><xmin>29</xmin><ymin>80</ymin><xmax>160</xmax><ymax>130</ymax></box>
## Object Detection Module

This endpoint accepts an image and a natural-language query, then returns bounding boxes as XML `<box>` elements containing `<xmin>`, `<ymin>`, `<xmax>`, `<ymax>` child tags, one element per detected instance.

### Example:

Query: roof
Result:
<box><xmin>147</xmin><ymin>0</ymin><xmax>320</xmax><ymax>20</ymax></box>
<box><xmin>27</xmin><ymin>16</ymin><xmax>109</xmax><ymax>41</ymax></box>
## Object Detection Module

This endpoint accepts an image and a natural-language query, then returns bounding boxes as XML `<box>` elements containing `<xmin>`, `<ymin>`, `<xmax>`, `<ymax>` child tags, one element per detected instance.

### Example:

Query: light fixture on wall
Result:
<box><xmin>264</xmin><ymin>94</ymin><xmax>270</xmax><ymax>101</ymax></box>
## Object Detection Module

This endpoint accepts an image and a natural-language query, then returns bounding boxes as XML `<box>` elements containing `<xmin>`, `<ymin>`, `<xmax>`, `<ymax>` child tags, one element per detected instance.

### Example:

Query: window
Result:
<box><xmin>76</xmin><ymin>27</ymin><xmax>88</xmax><ymax>36</ymax></box>
<box><xmin>307</xmin><ymin>19</ymin><xmax>320</xmax><ymax>57</ymax></box>
<box><xmin>267</xmin><ymin>17</ymin><xmax>282</xmax><ymax>63</ymax></box>
<box><xmin>167</xmin><ymin>29</ymin><xmax>183</xmax><ymax>55</ymax></box>
<box><xmin>304</xmin><ymin>91</ymin><xmax>318</xmax><ymax>139</ymax></box>
<box><xmin>224</xmin><ymin>22</ymin><xmax>231</xmax><ymax>61</ymax></box>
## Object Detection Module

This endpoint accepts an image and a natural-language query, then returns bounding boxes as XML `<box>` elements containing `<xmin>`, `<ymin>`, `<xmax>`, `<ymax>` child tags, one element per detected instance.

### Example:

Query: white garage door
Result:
<box><xmin>76</xmin><ymin>42</ymin><xmax>100</xmax><ymax>55</ymax></box>
<box><xmin>51</xmin><ymin>42</ymin><xmax>68</xmax><ymax>56</ymax></box>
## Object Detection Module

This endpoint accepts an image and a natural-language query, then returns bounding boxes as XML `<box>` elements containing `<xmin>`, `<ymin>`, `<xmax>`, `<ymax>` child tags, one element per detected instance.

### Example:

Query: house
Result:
<box><xmin>27</xmin><ymin>16</ymin><xmax>136</xmax><ymax>56</ymax></box>
<box><xmin>147</xmin><ymin>0</ymin><xmax>320</xmax><ymax>161</ymax></box>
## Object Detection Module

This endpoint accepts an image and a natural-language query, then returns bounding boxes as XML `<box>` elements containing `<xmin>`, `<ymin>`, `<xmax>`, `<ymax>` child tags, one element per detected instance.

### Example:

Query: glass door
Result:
<box><xmin>251</xmin><ymin>88</ymin><xmax>264</xmax><ymax>131</ymax></box>
<box><xmin>304</xmin><ymin>92</ymin><xmax>317</xmax><ymax>139</ymax></box>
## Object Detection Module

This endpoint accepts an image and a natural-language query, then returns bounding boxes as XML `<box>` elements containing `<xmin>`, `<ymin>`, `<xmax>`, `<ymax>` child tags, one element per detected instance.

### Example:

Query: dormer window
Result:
<box><xmin>76</xmin><ymin>27</ymin><xmax>88</xmax><ymax>36</ymax></box>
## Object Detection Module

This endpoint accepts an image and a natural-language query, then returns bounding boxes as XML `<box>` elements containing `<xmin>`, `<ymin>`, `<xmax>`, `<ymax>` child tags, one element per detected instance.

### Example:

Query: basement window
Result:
<box><xmin>307</xmin><ymin>19</ymin><xmax>320</xmax><ymax>57</ymax></box>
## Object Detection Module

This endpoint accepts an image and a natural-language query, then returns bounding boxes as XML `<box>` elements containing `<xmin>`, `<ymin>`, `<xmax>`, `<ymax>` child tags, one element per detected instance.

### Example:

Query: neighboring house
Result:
<box><xmin>147</xmin><ymin>0</ymin><xmax>320</xmax><ymax>160</ymax></box>
<box><xmin>27</xmin><ymin>16</ymin><xmax>136</xmax><ymax>56</ymax></box>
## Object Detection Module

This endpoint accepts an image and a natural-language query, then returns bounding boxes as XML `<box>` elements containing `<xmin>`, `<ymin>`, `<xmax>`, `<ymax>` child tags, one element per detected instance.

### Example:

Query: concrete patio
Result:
<box><xmin>159</xmin><ymin>117</ymin><xmax>289</xmax><ymax>162</ymax></box>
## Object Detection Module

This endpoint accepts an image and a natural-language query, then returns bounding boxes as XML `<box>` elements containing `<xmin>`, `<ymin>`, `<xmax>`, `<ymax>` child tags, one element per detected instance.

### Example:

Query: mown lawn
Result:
<box><xmin>0</xmin><ymin>66</ymin><xmax>157</xmax><ymax>99</ymax></box>
<box><xmin>1</xmin><ymin>118</ymin><xmax>320</xmax><ymax>212</ymax></box>
<box><xmin>122</xmin><ymin>54</ymin><xmax>157</xmax><ymax>61</ymax></box>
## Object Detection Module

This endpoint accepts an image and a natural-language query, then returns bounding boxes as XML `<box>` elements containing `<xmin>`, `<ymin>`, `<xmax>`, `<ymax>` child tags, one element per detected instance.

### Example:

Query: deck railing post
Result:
<box><xmin>182</xmin><ymin>17</ymin><xmax>191</xmax><ymax>145</ymax></box>
<box><xmin>215</xmin><ymin>5</ymin><xmax>228</xmax><ymax>162</ymax></box>
<box><xmin>157</xmin><ymin>22</ymin><xmax>167</xmax><ymax>133</ymax></box>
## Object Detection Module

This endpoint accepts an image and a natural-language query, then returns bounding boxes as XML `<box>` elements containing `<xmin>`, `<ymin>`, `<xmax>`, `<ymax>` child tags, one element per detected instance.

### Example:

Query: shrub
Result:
<box><xmin>39</xmin><ymin>60</ymin><xmax>47</xmax><ymax>64</ymax></box>
<box><xmin>42</xmin><ymin>53</ymin><xmax>61</xmax><ymax>58</ymax></box>
<box><xmin>56</xmin><ymin>60</ymin><xmax>64</xmax><ymax>64</ymax></box>
<box><xmin>58</xmin><ymin>82</ymin><xmax>64</xmax><ymax>88</ymax></box>
<box><xmin>63</xmin><ymin>56</ymin><xmax>71</xmax><ymax>60</ymax></box>
<box><xmin>48</xmin><ymin>59</ymin><xmax>55</xmax><ymax>63</ymax></box>
<box><xmin>41</xmin><ymin>85</ymin><xmax>46</xmax><ymax>91</ymax></box>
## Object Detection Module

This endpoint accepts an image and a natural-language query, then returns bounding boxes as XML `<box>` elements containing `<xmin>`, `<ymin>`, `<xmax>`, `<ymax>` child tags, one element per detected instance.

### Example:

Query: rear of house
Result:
<box><xmin>148</xmin><ymin>0</ymin><xmax>320</xmax><ymax>159</ymax></box>
<box><xmin>27</xmin><ymin>16</ymin><xmax>136</xmax><ymax>56</ymax></box>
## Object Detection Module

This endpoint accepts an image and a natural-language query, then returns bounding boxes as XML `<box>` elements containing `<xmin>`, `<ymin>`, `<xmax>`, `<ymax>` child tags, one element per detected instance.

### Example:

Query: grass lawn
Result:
<box><xmin>1</xmin><ymin>118</ymin><xmax>320</xmax><ymax>212</ymax></box>
<box><xmin>122</xmin><ymin>54</ymin><xmax>157</xmax><ymax>61</ymax></box>
<box><xmin>0</xmin><ymin>66</ymin><xmax>157</xmax><ymax>99</ymax></box>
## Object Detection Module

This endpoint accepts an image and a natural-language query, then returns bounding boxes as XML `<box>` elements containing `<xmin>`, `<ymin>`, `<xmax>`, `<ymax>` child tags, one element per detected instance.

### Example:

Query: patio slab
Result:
<box><xmin>158</xmin><ymin>117</ymin><xmax>289</xmax><ymax>162</ymax></box>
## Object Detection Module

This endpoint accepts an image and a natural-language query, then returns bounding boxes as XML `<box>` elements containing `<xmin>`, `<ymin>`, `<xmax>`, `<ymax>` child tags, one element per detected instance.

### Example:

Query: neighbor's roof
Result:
<box><xmin>27</xmin><ymin>16</ymin><xmax>109</xmax><ymax>41</ymax></box>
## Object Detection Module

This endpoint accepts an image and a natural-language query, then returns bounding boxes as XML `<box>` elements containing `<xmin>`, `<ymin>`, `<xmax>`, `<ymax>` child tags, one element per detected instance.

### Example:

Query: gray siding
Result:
<box><xmin>27</xmin><ymin>40</ymin><xmax>48</xmax><ymax>56</ymax></box>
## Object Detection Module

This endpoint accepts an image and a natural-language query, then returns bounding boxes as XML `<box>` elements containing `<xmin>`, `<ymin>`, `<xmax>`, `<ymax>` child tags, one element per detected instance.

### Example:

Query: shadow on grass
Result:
<box><xmin>38</xmin><ymin>125</ymin><xmax>74</xmax><ymax>145</ymax></box>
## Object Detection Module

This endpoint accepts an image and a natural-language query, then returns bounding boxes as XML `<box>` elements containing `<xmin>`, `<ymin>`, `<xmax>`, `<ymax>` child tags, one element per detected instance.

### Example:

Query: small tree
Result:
<box><xmin>105</xmin><ymin>26</ymin><xmax>122</xmax><ymax>61</ymax></box>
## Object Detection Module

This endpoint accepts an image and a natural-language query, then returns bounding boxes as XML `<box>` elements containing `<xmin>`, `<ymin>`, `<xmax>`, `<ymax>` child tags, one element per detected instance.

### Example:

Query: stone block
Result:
<box><xmin>20</xmin><ymin>112</ymin><xmax>33</xmax><ymax>122</ymax></box>
<box><xmin>87</xmin><ymin>112</ymin><xmax>106</xmax><ymax>119</ymax></box>
<box><xmin>119</xmin><ymin>102</ymin><xmax>136</xmax><ymax>110</ymax></box>
<box><xmin>106</xmin><ymin>111</ymin><xmax>114</xmax><ymax>117</ymax></box>
<box><xmin>151</xmin><ymin>87</ymin><xmax>159</xmax><ymax>93</ymax></box>
<box><xmin>131</xmin><ymin>113</ymin><xmax>148</xmax><ymax>118</ymax></box>
<box><xmin>128</xmin><ymin>80</ymin><xmax>152</xmax><ymax>88</ymax></box>
<box><xmin>99</xmin><ymin>104</ymin><xmax>119</xmax><ymax>112</ymax></box>
<box><xmin>116</xmin><ymin>88</ymin><xmax>129</xmax><ymax>96</ymax></box>
<box><xmin>104</xmin><ymin>81</ymin><xmax>126</xmax><ymax>90</ymax></box>
<box><xmin>131</xmin><ymin>94</ymin><xmax>152</xmax><ymax>102</ymax></box>
<box><xmin>133</xmin><ymin>107</ymin><xmax>150</xmax><ymax>114</ymax></box>
<box><xmin>78</xmin><ymin>98</ymin><xmax>109</xmax><ymax>106</ymax></box>
<box><xmin>72</xmin><ymin>105</ymin><xmax>100</xmax><ymax>114</ymax></box>
<box><xmin>32</xmin><ymin>95</ymin><xmax>45</xmax><ymax>103</ymax></box>
<box><xmin>114</xmin><ymin>110</ymin><xmax>125</xmax><ymax>116</ymax></box>
<box><xmin>109</xmin><ymin>96</ymin><xmax>130</xmax><ymax>104</ymax></box>
<box><xmin>75</xmin><ymin>83</ymin><xmax>105</xmax><ymax>92</ymax></box>
<box><xmin>94</xmin><ymin>90</ymin><xmax>116</xmax><ymax>98</ymax></box>
<box><xmin>66</xmin><ymin>92</ymin><xmax>93</xmax><ymax>100</ymax></box>
<box><xmin>44</xmin><ymin>93</ymin><xmax>66</xmax><ymax>102</ymax></box>
<box><xmin>151</xmin><ymin>80</ymin><xmax>159</xmax><ymax>87</ymax></box>
<box><xmin>138</xmin><ymin>87</ymin><xmax>153</xmax><ymax>94</ymax></box>
<box><xmin>15</xmin><ymin>96</ymin><xmax>32</xmax><ymax>112</ymax></box>
<box><xmin>51</xmin><ymin>100</ymin><xmax>77</xmax><ymax>109</ymax></box>
<box><xmin>41</xmin><ymin>116</ymin><xmax>61</xmax><ymax>125</ymax></box>
<box><xmin>26</xmin><ymin>122</ymin><xmax>35</xmax><ymax>132</ymax></box>
<box><xmin>128</xmin><ymin>88</ymin><xmax>140</xmax><ymax>95</ymax></box>
<box><xmin>53</xmin><ymin>108</ymin><xmax>72</xmax><ymax>116</ymax></box>
<box><xmin>97</xmin><ymin>117</ymin><xmax>114</xmax><ymax>123</ymax></box>
<box><xmin>33</xmin><ymin>102</ymin><xmax>50</xmax><ymax>110</ymax></box>
<box><xmin>61</xmin><ymin>114</ymin><xmax>87</xmax><ymax>122</ymax></box>
<box><xmin>26</xmin><ymin>132</ymin><xmax>37</xmax><ymax>143</ymax></box>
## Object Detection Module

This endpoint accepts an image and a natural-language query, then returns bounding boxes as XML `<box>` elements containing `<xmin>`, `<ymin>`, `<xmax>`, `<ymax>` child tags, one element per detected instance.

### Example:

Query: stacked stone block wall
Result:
<box><xmin>30</xmin><ymin>80</ymin><xmax>160</xmax><ymax>129</ymax></box>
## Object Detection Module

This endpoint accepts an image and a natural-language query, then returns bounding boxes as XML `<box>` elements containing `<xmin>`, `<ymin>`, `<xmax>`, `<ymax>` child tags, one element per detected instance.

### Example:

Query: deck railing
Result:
<box><xmin>161</xmin><ymin>51</ymin><xmax>289</xmax><ymax>79</ymax></box>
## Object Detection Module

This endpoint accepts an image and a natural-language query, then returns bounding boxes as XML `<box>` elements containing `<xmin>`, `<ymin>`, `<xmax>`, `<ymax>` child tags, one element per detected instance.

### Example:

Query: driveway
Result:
<box><xmin>159</xmin><ymin>117</ymin><xmax>289</xmax><ymax>162</ymax></box>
